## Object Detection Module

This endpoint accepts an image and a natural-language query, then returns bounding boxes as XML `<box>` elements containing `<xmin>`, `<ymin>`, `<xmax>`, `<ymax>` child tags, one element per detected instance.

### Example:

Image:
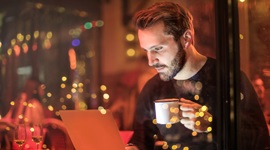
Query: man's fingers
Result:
<box><xmin>180</xmin><ymin>104</ymin><xmax>201</xmax><ymax>111</ymax></box>
<box><xmin>180</xmin><ymin>118</ymin><xmax>195</xmax><ymax>130</ymax></box>
<box><xmin>182</xmin><ymin>111</ymin><xmax>195</xmax><ymax>118</ymax></box>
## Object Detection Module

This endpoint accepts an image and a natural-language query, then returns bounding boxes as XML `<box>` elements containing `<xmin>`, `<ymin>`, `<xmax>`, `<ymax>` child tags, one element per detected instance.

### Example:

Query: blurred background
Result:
<box><xmin>0</xmin><ymin>0</ymin><xmax>269</xmax><ymax>149</ymax></box>
<box><xmin>0</xmin><ymin>0</ymin><xmax>218</xmax><ymax>120</ymax></box>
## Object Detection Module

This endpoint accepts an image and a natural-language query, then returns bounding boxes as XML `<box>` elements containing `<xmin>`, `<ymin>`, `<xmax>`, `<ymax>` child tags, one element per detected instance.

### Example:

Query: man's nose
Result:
<box><xmin>147</xmin><ymin>51</ymin><xmax>157</xmax><ymax>66</ymax></box>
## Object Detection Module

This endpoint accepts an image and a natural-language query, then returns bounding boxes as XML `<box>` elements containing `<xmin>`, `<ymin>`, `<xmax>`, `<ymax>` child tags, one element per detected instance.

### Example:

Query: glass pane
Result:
<box><xmin>0</xmin><ymin>1</ymin><xmax>102</xmax><ymax>149</ymax></box>
<box><xmin>238</xmin><ymin>0</ymin><xmax>270</xmax><ymax>149</ymax></box>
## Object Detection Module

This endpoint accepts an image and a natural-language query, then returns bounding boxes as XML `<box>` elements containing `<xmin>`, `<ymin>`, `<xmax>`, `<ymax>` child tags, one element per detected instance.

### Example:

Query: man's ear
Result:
<box><xmin>181</xmin><ymin>30</ymin><xmax>193</xmax><ymax>49</ymax></box>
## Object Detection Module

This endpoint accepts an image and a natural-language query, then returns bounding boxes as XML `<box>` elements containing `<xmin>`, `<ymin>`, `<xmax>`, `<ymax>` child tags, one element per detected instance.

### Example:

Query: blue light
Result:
<box><xmin>72</xmin><ymin>39</ymin><xmax>80</xmax><ymax>47</ymax></box>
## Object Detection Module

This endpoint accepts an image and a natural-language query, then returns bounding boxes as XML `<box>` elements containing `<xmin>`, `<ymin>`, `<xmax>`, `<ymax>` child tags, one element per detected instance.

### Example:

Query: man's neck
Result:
<box><xmin>174</xmin><ymin>46</ymin><xmax>207</xmax><ymax>80</ymax></box>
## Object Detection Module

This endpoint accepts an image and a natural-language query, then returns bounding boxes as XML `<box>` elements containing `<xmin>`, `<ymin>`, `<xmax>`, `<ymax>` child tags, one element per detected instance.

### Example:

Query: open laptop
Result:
<box><xmin>59</xmin><ymin>109</ymin><xmax>130</xmax><ymax>150</ymax></box>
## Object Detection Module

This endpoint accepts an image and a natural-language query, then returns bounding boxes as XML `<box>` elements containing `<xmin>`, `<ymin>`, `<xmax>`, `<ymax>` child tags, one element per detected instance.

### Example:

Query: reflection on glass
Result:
<box><xmin>238</xmin><ymin>0</ymin><xmax>270</xmax><ymax>146</ymax></box>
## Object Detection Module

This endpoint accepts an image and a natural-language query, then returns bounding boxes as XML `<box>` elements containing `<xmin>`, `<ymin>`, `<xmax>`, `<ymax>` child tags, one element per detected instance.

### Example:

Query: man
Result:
<box><xmin>126</xmin><ymin>2</ymin><xmax>268</xmax><ymax>150</ymax></box>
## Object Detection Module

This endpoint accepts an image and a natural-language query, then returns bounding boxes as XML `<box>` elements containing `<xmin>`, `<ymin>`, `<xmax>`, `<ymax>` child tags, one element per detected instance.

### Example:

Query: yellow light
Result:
<box><xmin>34</xmin><ymin>31</ymin><xmax>39</xmax><ymax>39</ymax></box>
<box><xmin>98</xmin><ymin>106</ymin><xmax>107</xmax><ymax>114</ymax></box>
<box><xmin>194</xmin><ymin>95</ymin><xmax>199</xmax><ymax>100</ymax></box>
<box><xmin>126</xmin><ymin>48</ymin><xmax>136</xmax><ymax>57</ymax></box>
<box><xmin>98</xmin><ymin>106</ymin><xmax>104</xmax><ymax>110</ymax></box>
<box><xmin>192</xmin><ymin>131</ymin><xmax>198</xmax><ymax>136</ymax></box>
<box><xmin>7</xmin><ymin>48</ymin><xmax>12</xmax><ymax>56</ymax></box>
<box><xmin>207</xmin><ymin>127</ymin><xmax>212</xmax><ymax>132</ymax></box>
<box><xmin>10</xmin><ymin>101</ymin><xmax>15</xmax><ymax>106</ymax></box>
<box><xmin>11</xmin><ymin>39</ymin><xmax>16</xmax><ymax>46</ymax></box>
<box><xmin>46</xmin><ymin>32</ymin><xmax>53</xmax><ymax>39</ymax></box>
<box><xmin>72</xmin><ymin>83</ymin><xmax>78</xmax><ymax>88</ymax></box>
<box><xmin>66</xmin><ymin>94</ymin><xmax>72</xmax><ymax>99</ymax></box>
<box><xmin>100</xmin><ymin>109</ymin><xmax>107</xmax><ymax>114</ymax></box>
<box><xmin>239</xmin><ymin>34</ymin><xmax>244</xmax><ymax>39</ymax></box>
<box><xmin>195</xmin><ymin>112</ymin><xmax>200</xmax><ymax>117</ymax></box>
<box><xmin>48</xmin><ymin>105</ymin><xmax>54</xmax><ymax>111</ymax></box>
<box><xmin>152</xmin><ymin>119</ymin><xmax>157</xmax><ymax>124</ymax></box>
<box><xmin>195</xmin><ymin>121</ymin><xmax>201</xmax><ymax>126</ymax></box>
<box><xmin>199</xmin><ymin>112</ymin><xmax>204</xmax><ymax>117</ymax></box>
<box><xmin>103</xmin><ymin>93</ymin><xmax>109</xmax><ymax>99</ymax></box>
<box><xmin>239</xmin><ymin>0</ymin><xmax>245</xmax><ymax>2</ymax></box>
<box><xmin>47</xmin><ymin>92</ymin><xmax>52</xmax><ymax>97</ymax></box>
<box><xmin>55</xmin><ymin>111</ymin><xmax>60</xmax><ymax>116</ymax></box>
<box><xmin>35</xmin><ymin>3</ymin><xmax>43</xmax><ymax>9</ymax></box>
<box><xmin>30</xmin><ymin>127</ymin><xmax>34</xmax><ymax>132</ymax></box>
<box><xmin>71</xmin><ymin>88</ymin><xmax>77</xmax><ymax>93</ymax></box>
<box><xmin>17</xmin><ymin>33</ymin><xmax>24</xmax><ymax>42</ymax></box>
<box><xmin>28</xmin><ymin>103</ymin><xmax>33</xmax><ymax>108</ymax></box>
<box><xmin>126</xmin><ymin>33</ymin><xmax>135</xmax><ymax>41</ymax></box>
<box><xmin>22</xmin><ymin>43</ymin><xmax>29</xmax><ymax>53</ymax></box>
<box><xmin>195</xmin><ymin>81</ymin><xmax>202</xmax><ymax>90</ymax></box>
<box><xmin>100</xmin><ymin>85</ymin><xmax>107</xmax><ymax>91</ymax></box>
<box><xmin>183</xmin><ymin>147</ymin><xmax>189</xmax><ymax>150</ymax></box>
<box><xmin>62</xmin><ymin>76</ymin><xmax>67</xmax><ymax>82</ymax></box>
<box><xmin>5</xmin><ymin>127</ymin><xmax>10</xmax><ymax>131</ymax></box>
<box><xmin>18</xmin><ymin>115</ymin><xmax>23</xmax><ymax>119</ymax></box>
<box><xmin>78</xmin><ymin>88</ymin><xmax>84</xmax><ymax>93</ymax></box>
<box><xmin>61</xmin><ymin>105</ymin><xmax>67</xmax><ymax>110</ymax></box>
<box><xmin>61</xmin><ymin>83</ymin><xmax>66</xmax><ymax>88</ymax></box>
<box><xmin>78</xmin><ymin>83</ymin><xmax>83</xmax><ymax>87</ymax></box>
<box><xmin>79</xmin><ymin>102</ymin><xmax>87</xmax><ymax>110</ymax></box>
<box><xmin>165</xmin><ymin>123</ymin><xmax>172</xmax><ymax>128</ymax></box>
<box><xmin>91</xmin><ymin>93</ymin><xmax>97</xmax><ymax>99</ymax></box>
<box><xmin>208</xmin><ymin>117</ymin><xmax>213</xmax><ymax>122</ymax></box>
<box><xmin>24</xmin><ymin>118</ymin><xmax>29</xmax><ymax>122</ymax></box>
<box><xmin>162</xmin><ymin>144</ymin><xmax>169</xmax><ymax>149</ymax></box>
<box><xmin>201</xmin><ymin>105</ymin><xmax>208</xmax><ymax>111</ymax></box>
<box><xmin>25</xmin><ymin>34</ymin><xmax>31</xmax><ymax>41</ymax></box>
<box><xmin>171</xmin><ymin>145</ymin><xmax>178</xmax><ymax>150</ymax></box>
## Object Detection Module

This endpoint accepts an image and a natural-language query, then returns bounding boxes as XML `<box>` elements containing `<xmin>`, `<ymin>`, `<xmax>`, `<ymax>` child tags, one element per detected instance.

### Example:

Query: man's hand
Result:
<box><xmin>179</xmin><ymin>98</ymin><xmax>212</xmax><ymax>132</ymax></box>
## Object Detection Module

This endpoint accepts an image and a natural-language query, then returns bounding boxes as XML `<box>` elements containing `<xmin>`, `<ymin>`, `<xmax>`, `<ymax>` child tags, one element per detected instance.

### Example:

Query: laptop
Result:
<box><xmin>59</xmin><ymin>109</ymin><xmax>130</xmax><ymax>150</ymax></box>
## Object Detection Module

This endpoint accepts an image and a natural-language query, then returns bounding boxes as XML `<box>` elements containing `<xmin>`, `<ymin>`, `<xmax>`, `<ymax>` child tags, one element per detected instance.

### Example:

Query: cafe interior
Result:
<box><xmin>0</xmin><ymin>0</ymin><xmax>269</xmax><ymax>149</ymax></box>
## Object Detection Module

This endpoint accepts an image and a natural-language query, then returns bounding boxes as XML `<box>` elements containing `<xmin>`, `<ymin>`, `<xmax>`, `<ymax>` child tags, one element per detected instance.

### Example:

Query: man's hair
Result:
<box><xmin>133</xmin><ymin>2</ymin><xmax>194</xmax><ymax>42</ymax></box>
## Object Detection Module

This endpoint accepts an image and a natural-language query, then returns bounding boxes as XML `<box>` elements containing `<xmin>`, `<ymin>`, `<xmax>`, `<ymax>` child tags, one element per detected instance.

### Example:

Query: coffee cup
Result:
<box><xmin>154</xmin><ymin>98</ymin><xmax>180</xmax><ymax>124</ymax></box>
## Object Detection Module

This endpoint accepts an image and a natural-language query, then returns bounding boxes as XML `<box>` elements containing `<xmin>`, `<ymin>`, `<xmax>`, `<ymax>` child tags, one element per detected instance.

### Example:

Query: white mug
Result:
<box><xmin>154</xmin><ymin>98</ymin><xmax>180</xmax><ymax>124</ymax></box>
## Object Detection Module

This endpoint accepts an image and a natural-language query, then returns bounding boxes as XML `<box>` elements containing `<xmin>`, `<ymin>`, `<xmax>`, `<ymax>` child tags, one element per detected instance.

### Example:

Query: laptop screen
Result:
<box><xmin>60</xmin><ymin>109</ymin><xmax>126</xmax><ymax>150</ymax></box>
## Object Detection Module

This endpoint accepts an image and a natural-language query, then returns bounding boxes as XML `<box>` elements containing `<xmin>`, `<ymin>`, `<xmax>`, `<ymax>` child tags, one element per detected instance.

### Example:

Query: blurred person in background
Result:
<box><xmin>1</xmin><ymin>77</ymin><xmax>46</xmax><ymax>149</ymax></box>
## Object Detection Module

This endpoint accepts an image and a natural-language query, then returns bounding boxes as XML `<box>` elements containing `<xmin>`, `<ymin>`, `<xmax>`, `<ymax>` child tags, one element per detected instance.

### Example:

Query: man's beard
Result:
<box><xmin>159</xmin><ymin>46</ymin><xmax>186</xmax><ymax>81</ymax></box>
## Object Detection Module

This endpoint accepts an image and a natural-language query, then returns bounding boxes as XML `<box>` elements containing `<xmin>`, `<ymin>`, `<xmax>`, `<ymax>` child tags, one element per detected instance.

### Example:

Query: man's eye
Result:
<box><xmin>155</xmin><ymin>47</ymin><xmax>163</xmax><ymax>51</ymax></box>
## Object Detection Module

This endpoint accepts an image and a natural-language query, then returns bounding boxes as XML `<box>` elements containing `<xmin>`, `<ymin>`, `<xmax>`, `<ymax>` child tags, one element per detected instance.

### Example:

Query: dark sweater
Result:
<box><xmin>130</xmin><ymin>57</ymin><xmax>268</xmax><ymax>150</ymax></box>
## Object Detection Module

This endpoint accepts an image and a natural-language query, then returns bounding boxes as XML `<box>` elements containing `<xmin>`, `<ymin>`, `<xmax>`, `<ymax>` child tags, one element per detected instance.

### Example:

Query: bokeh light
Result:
<box><xmin>72</xmin><ymin>39</ymin><xmax>80</xmax><ymax>47</ymax></box>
